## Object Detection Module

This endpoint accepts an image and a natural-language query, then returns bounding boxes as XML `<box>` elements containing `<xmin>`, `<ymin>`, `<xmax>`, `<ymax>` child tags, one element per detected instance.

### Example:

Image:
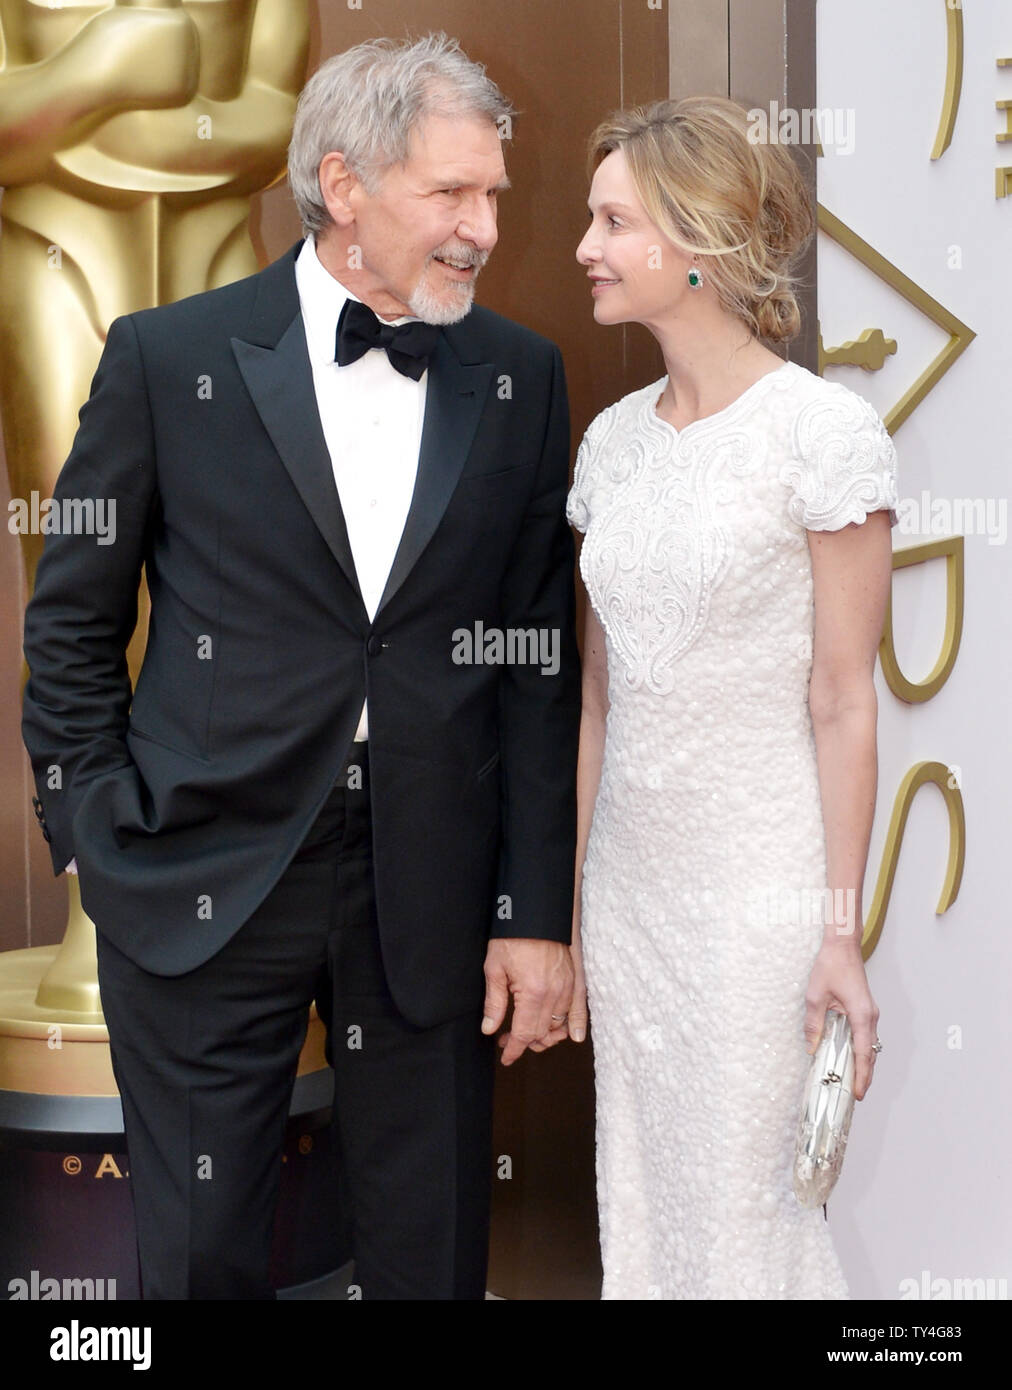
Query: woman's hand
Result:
<box><xmin>567</xmin><ymin>916</ymin><xmax>589</xmax><ymax>1044</ymax></box>
<box><xmin>804</xmin><ymin>940</ymin><xmax>880</xmax><ymax>1099</ymax></box>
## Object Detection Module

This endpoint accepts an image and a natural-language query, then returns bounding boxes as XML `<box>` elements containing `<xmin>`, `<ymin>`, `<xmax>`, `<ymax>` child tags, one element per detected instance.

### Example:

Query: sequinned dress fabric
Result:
<box><xmin>567</xmin><ymin>362</ymin><xmax>899</xmax><ymax>1300</ymax></box>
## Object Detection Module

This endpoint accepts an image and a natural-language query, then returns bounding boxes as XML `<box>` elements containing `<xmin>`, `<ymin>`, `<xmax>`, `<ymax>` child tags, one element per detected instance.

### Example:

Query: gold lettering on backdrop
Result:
<box><xmin>880</xmin><ymin>537</ymin><xmax>964</xmax><ymax>703</ymax></box>
<box><xmin>864</xmin><ymin>540</ymin><xmax>966</xmax><ymax>958</ymax></box>
<box><xmin>931</xmin><ymin>0</ymin><xmax>964</xmax><ymax>159</ymax></box>
<box><xmin>817</xmin><ymin>207</ymin><xmax>975</xmax><ymax>432</ymax></box>
<box><xmin>998</xmin><ymin>58</ymin><xmax>1012</xmax><ymax>195</ymax></box>
<box><xmin>817</xmin><ymin>14</ymin><xmax>973</xmax><ymax>964</ymax></box>
<box><xmin>862</xmin><ymin>763</ymin><xmax>966</xmax><ymax>959</ymax></box>
<box><xmin>818</xmin><ymin>327</ymin><xmax>897</xmax><ymax>374</ymax></box>
<box><xmin>815</xmin><ymin>264</ymin><xmax>972</xmax><ymax>951</ymax></box>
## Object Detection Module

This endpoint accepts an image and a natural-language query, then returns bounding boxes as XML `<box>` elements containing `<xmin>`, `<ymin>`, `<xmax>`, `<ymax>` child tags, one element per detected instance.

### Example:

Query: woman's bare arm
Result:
<box><xmin>805</xmin><ymin>508</ymin><xmax>893</xmax><ymax>1097</ymax></box>
<box><xmin>568</xmin><ymin>597</ymin><xmax>610</xmax><ymax>1043</ymax></box>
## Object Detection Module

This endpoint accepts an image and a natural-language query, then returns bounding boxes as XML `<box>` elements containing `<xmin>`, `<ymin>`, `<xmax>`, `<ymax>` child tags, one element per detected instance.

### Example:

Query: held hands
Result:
<box><xmin>567</xmin><ymin>921</ymin><xmax>588</xmax><ymax>1044</ymax></box>
<box><xmin>481</xmin><ymin>939</ymin><xmax>574</xmax><ymax>1065</ymax></box>
<box><xmin>804</xmin><ymin>937</ymin><xmax>881</xmax><ymax>1100</ymax></box>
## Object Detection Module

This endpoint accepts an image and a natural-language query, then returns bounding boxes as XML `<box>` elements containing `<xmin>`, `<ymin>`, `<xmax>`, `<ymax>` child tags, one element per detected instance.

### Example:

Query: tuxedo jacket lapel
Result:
<box><xmin>232</xmin><ymin>241</ymin><xmax>495</xmax><ymax>626</ymax></box>
<box><xmin>377</xmin><ymin>333</ymin><xmax>494</xmax><ymax>617</ymax></box>
<box><xmin>232</xmin><ymin>244</ymin><xmax>366</xmax><ymax>619</ymax></box>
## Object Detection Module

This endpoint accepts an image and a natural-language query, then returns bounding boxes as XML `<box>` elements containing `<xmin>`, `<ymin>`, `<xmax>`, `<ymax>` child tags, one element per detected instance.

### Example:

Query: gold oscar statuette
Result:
<box><xmin>0</xmin><ymin>0</ymin><xmax>312</xmax><ymax>1095</ymax></box>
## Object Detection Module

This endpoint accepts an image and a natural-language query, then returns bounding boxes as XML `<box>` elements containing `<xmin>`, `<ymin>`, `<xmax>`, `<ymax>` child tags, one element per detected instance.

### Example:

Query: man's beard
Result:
<box><xmin>407</xmin><ymin>243</ymin><xmax>489</xmax><ymax>325</ymax></box>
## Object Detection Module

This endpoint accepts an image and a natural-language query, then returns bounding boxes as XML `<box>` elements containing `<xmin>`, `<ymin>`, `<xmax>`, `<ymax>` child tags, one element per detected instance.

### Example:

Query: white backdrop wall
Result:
<box><xmin>816</xmin><ymin>0</ymin><xmax>1010</xmax><ymax>1300</ymax></box>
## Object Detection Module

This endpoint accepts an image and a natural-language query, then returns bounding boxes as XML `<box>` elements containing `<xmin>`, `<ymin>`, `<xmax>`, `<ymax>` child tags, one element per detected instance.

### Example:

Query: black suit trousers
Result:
<box><xmin>95</xmin><ymin>745</ymin><xmax>496</xmax><ymax>1299</ymax></box>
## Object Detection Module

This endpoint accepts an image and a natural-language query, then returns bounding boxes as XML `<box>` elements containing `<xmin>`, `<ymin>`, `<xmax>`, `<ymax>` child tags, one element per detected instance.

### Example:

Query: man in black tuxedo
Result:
<box><xmin>21</xmin><ymin>34</ymin><xmax>580</xmax><ymax>1300</ymax></box>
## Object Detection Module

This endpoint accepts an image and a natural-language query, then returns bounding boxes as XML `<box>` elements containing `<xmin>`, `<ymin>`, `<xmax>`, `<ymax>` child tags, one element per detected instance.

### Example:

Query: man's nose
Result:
<box><xmin>457</xmin><ymin>195</ymin><xmax>499</xmax><ymax>251</ymax></box>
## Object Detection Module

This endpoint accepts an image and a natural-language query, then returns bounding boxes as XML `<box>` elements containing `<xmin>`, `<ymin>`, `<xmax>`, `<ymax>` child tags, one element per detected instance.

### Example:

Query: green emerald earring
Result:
<box><xmin>687</xmin><ymin>265</ymin><xmax>704</xmax><ymax>289</ymax></box>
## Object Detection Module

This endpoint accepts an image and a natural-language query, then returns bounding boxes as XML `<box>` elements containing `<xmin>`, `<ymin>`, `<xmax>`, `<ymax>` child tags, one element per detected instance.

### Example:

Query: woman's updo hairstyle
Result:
<box><xmin>588</xmin><ymin>96</ymin><xmax>815</xmax><ymax>343</ymax></box>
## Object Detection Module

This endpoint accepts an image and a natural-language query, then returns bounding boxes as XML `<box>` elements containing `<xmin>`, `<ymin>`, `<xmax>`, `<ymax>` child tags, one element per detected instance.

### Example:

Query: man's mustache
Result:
<box><xmin>428</xmin><ymin>243</ymin><xmax>489</xmax><ymax>270</ymax></box>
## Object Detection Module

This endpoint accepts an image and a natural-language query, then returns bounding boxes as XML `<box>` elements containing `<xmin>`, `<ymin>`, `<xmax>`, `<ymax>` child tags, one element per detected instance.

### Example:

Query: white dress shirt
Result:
<box><xmin>294</xmin><ymin>235</ymin><xmax>428</xmax><ymax>740</ymax></box>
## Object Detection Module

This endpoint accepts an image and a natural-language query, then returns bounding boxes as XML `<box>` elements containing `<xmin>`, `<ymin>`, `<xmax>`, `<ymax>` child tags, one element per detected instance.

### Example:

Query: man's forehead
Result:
<box><xmin>403</xmin><ymin>149</ymin><xmax>509</xmax><ymax>190</ymax></box>
<box><xmin>421</xmin><ymin>162</ymin><xmax>510</xmax><ymax>188</ymax></box>
<box><xmin>408</xmin><ymin>112</ymin><xmax>505</xmax><ymax>155</ymax></box>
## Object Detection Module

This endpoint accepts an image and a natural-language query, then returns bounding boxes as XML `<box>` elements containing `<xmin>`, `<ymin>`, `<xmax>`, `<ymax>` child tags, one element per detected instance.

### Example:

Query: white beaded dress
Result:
<box><xmin>567</xmin><ymin>360</ymin><xmax>899</xmax><ymax>1300</ymax></box>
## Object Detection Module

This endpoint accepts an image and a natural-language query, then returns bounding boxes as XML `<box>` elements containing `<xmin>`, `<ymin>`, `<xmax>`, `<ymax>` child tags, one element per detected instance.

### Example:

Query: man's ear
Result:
<box><xmin>318</xmin><ymin>152</ymin><xmax>360</xmax><ymax>229</ymax></box>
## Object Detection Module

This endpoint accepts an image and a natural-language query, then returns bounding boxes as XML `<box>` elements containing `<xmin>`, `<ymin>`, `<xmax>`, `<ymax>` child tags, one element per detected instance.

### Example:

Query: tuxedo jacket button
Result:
<box><xmin>366</xmin><ymin>636</ymin><xmax>383</xmax><ymax>657</ymax></box>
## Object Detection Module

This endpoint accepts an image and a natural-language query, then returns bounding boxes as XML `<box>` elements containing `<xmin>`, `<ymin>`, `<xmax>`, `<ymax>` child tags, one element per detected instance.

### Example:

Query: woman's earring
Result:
<box><xmin>687</xmin><ymin>264</ymin><xmax>704</xmax><ymax>289</ymax></box>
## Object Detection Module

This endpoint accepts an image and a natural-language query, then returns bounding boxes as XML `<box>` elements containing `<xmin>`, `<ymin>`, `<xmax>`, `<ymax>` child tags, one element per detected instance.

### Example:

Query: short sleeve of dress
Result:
<box><xmin>567</xmin><ymin>410</ymin><xmax>608</xmax><ymax>534</ymax></box>
<box><xmin>783</xmin><ymin>386</ymin><xmax>900</xmax><ymax>531</ymax></box>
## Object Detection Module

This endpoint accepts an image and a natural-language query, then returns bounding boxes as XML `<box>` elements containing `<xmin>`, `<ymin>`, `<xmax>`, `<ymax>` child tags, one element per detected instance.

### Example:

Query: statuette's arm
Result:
<box><xmin>0</xmin><ymin>6</ymin><xmax>199</xmax><ymax>185</ymax></box>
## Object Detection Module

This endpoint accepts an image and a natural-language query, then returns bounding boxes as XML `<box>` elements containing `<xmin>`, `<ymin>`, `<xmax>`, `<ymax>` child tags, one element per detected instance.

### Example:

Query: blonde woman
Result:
<box><xmin>565</xmin><ymin>98</ymin><xmax>898</xmax><ymax>1299</ymax></box>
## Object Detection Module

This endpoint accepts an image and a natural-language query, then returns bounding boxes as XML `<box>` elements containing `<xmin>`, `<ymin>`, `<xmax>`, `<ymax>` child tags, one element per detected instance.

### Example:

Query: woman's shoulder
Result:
<box><xmin>579</xmin><ymin>376</ymin><xmax>668</xmax><ymax>450</ymax></box>
<box><xmin>776</xmin><ymin>361</ymin><xmax>891</xmax><ymax>437</ymax></box>
<box><xmin>568</xmin><ymin>378</ymin><xmax>666</xmax><ymax>533</ymax></box>
<box><xmin>776</xmin><ymin>364</ymin><xmax>899</xmax><ymax>530</ymax></box>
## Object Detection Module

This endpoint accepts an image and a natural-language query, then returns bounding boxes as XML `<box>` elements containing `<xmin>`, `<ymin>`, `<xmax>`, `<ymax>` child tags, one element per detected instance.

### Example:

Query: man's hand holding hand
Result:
<box><xmin>481</xmin><ymin>938</ymin><xmax>574</xmax><ymax>1065</ymax></box>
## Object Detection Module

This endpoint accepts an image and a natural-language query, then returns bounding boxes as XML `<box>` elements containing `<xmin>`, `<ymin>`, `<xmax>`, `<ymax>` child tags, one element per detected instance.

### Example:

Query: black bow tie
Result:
<box><xmin>335</xmin><ymin>299</ymin><xmax>440</xmax><ymax>381</ymax></box>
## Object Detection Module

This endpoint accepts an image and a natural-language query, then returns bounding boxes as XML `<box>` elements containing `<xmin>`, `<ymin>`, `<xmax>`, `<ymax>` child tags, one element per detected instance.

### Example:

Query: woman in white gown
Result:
<box><xmin>565</xmin><ymin>98</ymin><xmax>897</xmax><ymax>1300</ymax></box>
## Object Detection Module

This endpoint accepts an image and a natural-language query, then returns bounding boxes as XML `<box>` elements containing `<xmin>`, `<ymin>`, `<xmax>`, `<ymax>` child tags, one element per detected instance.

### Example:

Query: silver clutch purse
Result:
<box><xmin>793</xmin><ymin>1008</ymin><xmax>856</xmax><ymax>1209</ymax></box>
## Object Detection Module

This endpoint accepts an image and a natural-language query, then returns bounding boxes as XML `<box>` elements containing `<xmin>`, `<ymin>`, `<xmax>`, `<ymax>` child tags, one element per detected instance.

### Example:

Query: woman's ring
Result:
<box><xmin>871</xmin><ymin>1040</ymin><xmax>883</xmax><ymax>1054</ymax></box>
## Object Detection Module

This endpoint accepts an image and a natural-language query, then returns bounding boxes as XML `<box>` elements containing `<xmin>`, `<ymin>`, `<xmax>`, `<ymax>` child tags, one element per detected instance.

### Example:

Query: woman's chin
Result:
<box><xmin>592</xmin><ymin>298</ymin><xmax>630</xmax><ymax>326</ymax></box>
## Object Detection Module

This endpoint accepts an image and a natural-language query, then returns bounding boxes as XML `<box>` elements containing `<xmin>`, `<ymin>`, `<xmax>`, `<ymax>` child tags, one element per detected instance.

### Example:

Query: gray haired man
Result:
<box><xmin>22</xmin><ymin>33</ymin><xmax>580</xmax><ymax>1299</ymax></box>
